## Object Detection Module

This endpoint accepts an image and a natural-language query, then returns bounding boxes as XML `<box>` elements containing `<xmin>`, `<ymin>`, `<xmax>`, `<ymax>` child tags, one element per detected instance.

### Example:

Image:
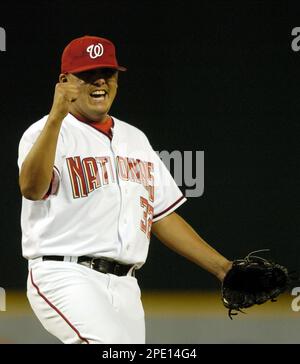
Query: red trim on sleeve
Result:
<box><xmin>153</xmin><ymin>195</ymin><xmax>186</xmax><ymax>220</ymax></box>
<box><xmin>30</xmin><ymin>269</ymin><xmax>90</xmax><ymax>344</ymax></box>
<box><xmin>53</xmin><ymin>165</ymin><xmax>60</xmax><ymax>176</ymax></box>
<box><xmin>42</xmin><ymin>167</ymin><xmax>60</xmax><ymax>200</ymax></box>
<box><xmin>42</xmin><ymin>171</ymin><xmax>55</xmax><ymax>200</ymax></box>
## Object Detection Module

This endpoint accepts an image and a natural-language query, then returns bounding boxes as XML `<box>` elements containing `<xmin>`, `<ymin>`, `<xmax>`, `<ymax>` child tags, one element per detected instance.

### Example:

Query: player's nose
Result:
<box><xmin>92</xmin><ymin>77</ymin><xmax>106</xmax><ymax>87</ymax></box>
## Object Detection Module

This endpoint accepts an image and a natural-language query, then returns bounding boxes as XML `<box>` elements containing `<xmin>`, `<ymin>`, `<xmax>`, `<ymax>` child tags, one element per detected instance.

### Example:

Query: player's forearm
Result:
<box><xmin>152</xmin><ymin>212</ymin><xmax>232</xmax><ymax>281</ymax></box>
<box><xmin>19</xmin><ymin>116</ymin><xmax>63</xmax><ymax>200</ymax></box>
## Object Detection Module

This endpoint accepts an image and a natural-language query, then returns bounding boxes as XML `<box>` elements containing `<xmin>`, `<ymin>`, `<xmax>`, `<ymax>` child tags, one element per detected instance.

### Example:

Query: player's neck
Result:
<box><xmin>70</xmin><ymin>111</ymin><xmax>110</xmax><ymax>125</ymax></box>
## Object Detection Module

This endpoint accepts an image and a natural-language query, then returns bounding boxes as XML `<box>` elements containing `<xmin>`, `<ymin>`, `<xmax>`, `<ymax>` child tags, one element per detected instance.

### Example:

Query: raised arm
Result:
<box><xmin>19</xmin><ymin>80</ymin><xmax>79</xmax><ymax>200</ymax></box>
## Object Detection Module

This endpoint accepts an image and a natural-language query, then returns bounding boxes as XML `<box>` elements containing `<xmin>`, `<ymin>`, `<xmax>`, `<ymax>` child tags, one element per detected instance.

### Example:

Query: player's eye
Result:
<box><xmin>97</xmin><ymin>69</ymin><xmax>117</xmax><ymax>79</ymax></box>
<box><xmin>74</xmin><ymin>69</ymin><xmax>117</xmax><ymax>84</ymax></box>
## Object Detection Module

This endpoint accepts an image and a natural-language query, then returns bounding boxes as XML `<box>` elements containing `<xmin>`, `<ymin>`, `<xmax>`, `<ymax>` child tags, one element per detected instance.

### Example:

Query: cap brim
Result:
<box><xmin>64</xmin><ymin>63</ymin><xmax>127</xmax><ymax>74</ymax></box>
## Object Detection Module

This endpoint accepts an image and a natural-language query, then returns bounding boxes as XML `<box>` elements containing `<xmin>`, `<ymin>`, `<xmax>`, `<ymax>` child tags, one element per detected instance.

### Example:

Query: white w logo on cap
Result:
<box><xmin>86</xmin><ymin>43</ymin><xmax>104</xmax><ymax>59</ymax></box>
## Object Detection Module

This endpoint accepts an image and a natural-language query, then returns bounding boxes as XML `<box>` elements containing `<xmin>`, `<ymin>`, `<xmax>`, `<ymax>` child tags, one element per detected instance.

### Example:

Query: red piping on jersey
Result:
<box><xmin>153</xmin><ymin>195</ymin><xmax>186</xmax><ymax>220</ymax></box>
<box><xmin>30</xmin><ymin>269</ymin><xmax>90</xmax><ymax>344</ymax></box>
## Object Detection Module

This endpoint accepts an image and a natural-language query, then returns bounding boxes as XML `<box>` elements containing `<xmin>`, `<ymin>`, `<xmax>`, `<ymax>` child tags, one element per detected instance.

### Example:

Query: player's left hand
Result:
<box><xmin>221</xmin><ymin>249</ymin><xmax>296</xmax><ymax>319</ymax></box>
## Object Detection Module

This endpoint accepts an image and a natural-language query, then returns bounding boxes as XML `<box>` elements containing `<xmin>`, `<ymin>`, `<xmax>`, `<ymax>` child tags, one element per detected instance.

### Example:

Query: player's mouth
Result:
<box><xmin>89</xmin><ymin>89</ymin><xmax>108</xmax><ymax>102</ymax></box>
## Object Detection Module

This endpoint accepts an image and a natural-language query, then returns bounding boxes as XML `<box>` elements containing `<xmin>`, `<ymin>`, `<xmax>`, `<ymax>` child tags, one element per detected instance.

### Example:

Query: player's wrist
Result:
<box><xmin>48</xmin><ymin>110</ymin><xmax>66</xmax><ymax>125</ymax></box>
<box><xmin>217</xmin><ymin>260</ymin><xmax>233</xmax><ymax>282</ymax></box>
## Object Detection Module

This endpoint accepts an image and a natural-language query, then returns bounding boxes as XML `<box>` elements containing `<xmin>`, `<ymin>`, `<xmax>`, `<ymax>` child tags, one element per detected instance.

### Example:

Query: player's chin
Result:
<box><xmin>87</xmin><ymin>99</ymin><xmax>110</xmax><ymax>114</ymax></box>
<box><xmin>86</xmin><ymin>105</ymin><xmax>110</xmax><ymax>120</ymax></box>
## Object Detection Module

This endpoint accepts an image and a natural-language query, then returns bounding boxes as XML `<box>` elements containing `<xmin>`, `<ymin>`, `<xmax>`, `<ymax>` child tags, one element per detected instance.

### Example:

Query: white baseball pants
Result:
<box><xmin>27</xmin><ymin>259</ymin><xmax>145</xmax><ymax>344</ymax></box>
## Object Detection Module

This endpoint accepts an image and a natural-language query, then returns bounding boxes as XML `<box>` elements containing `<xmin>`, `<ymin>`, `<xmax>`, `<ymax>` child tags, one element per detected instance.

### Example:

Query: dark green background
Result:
<box><xmin>1</xmin><ymin>0</ymin><xmax>299</xmax><ymax>290</ymax></box>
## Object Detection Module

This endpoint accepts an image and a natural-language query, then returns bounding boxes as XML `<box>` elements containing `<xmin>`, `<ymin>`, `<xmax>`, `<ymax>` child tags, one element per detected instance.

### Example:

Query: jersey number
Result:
<box><xmin>140</xmin><ymin>196</ymin><xmax>154</xmax><ymax>239</ymax></box>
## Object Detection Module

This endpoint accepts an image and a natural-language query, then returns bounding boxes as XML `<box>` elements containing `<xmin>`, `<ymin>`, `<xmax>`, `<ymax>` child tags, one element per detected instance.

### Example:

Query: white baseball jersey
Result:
<box><xmin>18</xmin><ymin>113</ymin><xmax>186</xmax><ymax>267</ymax></box>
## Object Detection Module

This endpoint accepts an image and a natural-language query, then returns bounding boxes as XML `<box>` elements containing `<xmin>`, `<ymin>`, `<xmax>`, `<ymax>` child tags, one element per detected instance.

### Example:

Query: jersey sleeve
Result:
<box><xmin>17</xmin><ymin>119</ymin><xmax>64</xmax><ymax>199</ymax></box>
<box><xmin>152</xmin><ymin>150</ymin><xmax>187</xmax><ymax>222</ymax></box>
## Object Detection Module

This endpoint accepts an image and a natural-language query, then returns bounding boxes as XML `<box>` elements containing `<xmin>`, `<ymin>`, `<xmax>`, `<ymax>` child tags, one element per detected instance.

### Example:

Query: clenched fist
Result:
<box><xmin>49</xmin><ymin>81</ymin><xmax>82</xmax><ymax>120</ymax></box>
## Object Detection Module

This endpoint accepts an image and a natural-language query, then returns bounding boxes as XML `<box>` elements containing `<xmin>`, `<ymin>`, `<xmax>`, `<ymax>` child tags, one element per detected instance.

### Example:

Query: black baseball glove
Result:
<box><xmin>222</xmin><ymin>249</ymin><xmax>292</xmax><ymax>319</ymax></box>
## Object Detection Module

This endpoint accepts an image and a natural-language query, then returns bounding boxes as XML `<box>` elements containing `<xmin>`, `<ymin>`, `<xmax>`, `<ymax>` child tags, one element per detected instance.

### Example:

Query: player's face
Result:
<box><xmin>64</xmin><ymin>68</ymin><xmax>118</xmax><ymax>122</ymax></box>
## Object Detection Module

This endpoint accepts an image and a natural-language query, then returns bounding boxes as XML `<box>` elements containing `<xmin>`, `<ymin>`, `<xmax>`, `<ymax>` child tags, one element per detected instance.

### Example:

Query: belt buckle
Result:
<box><xmin>89</xmin><ymin>258</ymin><xmax>96</xmax><ymax>269</ymax></box>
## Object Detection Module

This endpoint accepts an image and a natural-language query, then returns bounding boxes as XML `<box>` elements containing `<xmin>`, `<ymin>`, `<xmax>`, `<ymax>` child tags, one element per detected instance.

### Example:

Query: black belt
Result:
<box><xmin>42</xmin><ymin>256</ymin><xmax>135</xmax><ymax>277</ymax></box>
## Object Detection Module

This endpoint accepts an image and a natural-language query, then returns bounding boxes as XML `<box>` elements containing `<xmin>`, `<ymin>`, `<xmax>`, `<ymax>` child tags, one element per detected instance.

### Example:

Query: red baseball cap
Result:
<box><xmin>61</xmin><ymin>35</ymin><xmax>127</xmax><ymax>74</ymax></box>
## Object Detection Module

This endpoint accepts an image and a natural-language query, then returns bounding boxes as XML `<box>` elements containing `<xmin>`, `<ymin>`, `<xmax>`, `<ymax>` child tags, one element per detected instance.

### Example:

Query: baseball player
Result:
<box><xmin>18</xmin><ymin>35</ymin><xmax>232</xmax><ymax>344</ymax></box>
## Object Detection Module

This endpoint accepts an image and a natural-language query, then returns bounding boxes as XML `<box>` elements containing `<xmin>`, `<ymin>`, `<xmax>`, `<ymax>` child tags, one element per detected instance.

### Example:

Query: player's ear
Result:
<box><xmin>59</xmin><ymin>74</ymin><xmax>68</xmax><ymax>83</ymax></box>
